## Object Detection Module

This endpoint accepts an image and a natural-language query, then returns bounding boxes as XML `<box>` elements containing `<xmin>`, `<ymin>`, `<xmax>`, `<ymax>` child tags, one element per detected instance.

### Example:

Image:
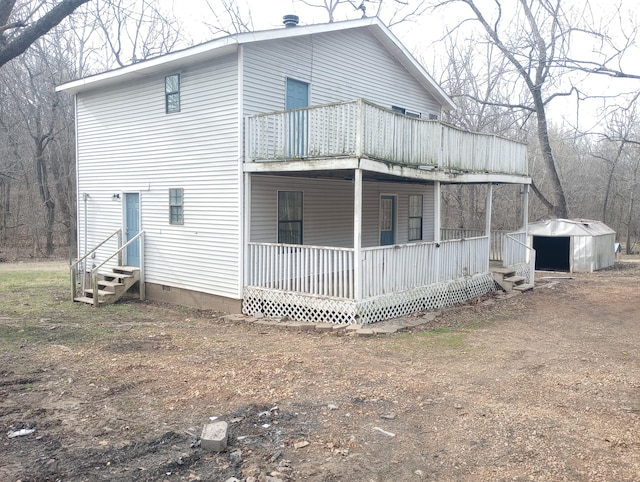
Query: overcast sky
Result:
<box><xmin>172</xmin><ymin>0</ymin><xmax>640</xmax><ymax>131</ymax></box>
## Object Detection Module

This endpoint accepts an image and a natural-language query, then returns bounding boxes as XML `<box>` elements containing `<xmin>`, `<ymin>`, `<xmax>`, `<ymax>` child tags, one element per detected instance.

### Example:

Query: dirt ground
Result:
<box><xmin>1</xmin><ymin>260</ymin><xmax>639</xmax><ymax>481</ymax></box>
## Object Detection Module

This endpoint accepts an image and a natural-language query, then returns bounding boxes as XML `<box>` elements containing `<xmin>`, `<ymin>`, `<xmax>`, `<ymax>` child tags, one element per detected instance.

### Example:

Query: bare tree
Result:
<box><xmin>0</xmin><ymin>0</ymin><xmax>91</xmax><ymax>68</ymax></box>
<box><xmin>92</xmin><ymin>0</ymin><xmax>184</xmax><ymax>68</ymax></box>
<box><xmin>293</xmin><ymin>0</ymin><xmax>430</xmax><ymax>26</ymax></box>
<box><xmin>203</xmin><ymin>0</ymin><xmax>254</xmax><ymax>35</ymax></box>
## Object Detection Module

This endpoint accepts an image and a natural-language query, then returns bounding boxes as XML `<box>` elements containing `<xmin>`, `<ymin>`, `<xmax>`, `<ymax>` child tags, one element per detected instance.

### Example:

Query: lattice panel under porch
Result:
<box><xmin>356</xmin><ymin>272</ymin><xmax>496</xmax><ymax>324</ymax></box>
<box><xmin>243</xmin><ymin>272</ymin><xmax>496</xmax><ymax>325</ymax></box>
<box><xmin>511</xmin><ymin>262</ymin><xmax>533</xmax><ymax>284</ymax></box>
<box><xmin>243</xmin><ymin>287</ymin><xmax>358</xmax><ymax>325</ymax></box>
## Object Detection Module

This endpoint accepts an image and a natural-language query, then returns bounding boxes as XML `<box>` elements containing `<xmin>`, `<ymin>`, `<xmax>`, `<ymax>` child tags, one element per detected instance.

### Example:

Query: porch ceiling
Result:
<box><xmin>244</xmin><ymin>158</ymin><xmax>532</xmax><ymax>185</ymax></box>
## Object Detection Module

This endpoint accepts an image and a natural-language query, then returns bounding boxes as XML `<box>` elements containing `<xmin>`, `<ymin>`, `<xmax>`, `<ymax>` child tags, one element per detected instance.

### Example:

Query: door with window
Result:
<box><xmin>380</xmin><ymin>195</ymin><xmax>396</xmax><ymax>246</ymax></box>
<box><xmin>286</xmin><ymin>78</ymin><xmax>309</xmax><ymax>158</ymax></box>
<box><xmin>125</xmin><ymin>193</ymin><xmax>140</xmax><ymax>266</ymax></box>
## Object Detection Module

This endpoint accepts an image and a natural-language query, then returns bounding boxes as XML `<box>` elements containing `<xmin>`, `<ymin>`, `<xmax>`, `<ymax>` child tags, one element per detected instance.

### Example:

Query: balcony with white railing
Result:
<box><xmin>248</xmin><ymin>99</ymin><xmax>528</xmax><ymax>176</ymax></box>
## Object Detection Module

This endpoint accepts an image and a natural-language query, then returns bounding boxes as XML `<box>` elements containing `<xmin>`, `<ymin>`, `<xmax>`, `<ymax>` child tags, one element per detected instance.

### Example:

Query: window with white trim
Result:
<box><xmin>169</xmin><ymin>188</ymin><xmax>184</xmax><ymax>224</ymax></box>
<box><xmin>165</xmin><ymin>74</ymin><xmax>180</xmax><ymax>113</ymax></box>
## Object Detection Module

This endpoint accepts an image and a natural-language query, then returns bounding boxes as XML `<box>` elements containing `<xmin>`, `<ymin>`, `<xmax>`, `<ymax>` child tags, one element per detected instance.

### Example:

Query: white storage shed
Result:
<box><xmin>528</xmin><ymin>219</ymin><xmax>616</xmax><ymax>273</ymax></box>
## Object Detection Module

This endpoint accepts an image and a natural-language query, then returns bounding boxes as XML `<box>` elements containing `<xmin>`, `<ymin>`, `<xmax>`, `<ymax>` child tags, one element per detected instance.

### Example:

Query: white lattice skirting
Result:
<box><xmin>510</xmin><ymin>262</ymin><xmax>533</xmax><ymax>284</ymax></box>
<box><xmin>243</xmin><ymin>272</ymin><xmax>496</xmax><ymax>325</ymax></box>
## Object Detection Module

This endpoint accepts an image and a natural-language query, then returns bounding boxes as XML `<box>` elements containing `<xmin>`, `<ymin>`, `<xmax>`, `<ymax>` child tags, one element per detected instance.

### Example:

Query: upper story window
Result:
<box><xmin>165</xmin><ymin>74</ymin><xmax>180</xmax><ymax>113</ymax></box>
<box><xmin>169</xmin><ymin>188</ymin><xmax>184</xmax><ymax>224</ymax></box>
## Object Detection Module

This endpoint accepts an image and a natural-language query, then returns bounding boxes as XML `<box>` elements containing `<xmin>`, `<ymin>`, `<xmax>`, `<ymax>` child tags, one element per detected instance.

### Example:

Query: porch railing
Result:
<box><xmin>247</xmin><ymin>243</ymin><xmax>354</xmax><ymax>298</ymax></box>
<box><xmin>70</xmin><ymin>229</ymin><xmax>145</xmax><ymax>304</ymax></box>
<box><xmin>361</xmin><ymin>237</ymin><xmax>489</xmax><ymax>298</ymax></box>
<box><xmin>70</xmin><ymin>229</ymin><xmax>122</xmax><ymax>300</ymax></box>
<box><xmin>502</xmin><ymin>231</ymin><xmax>535</xmax><ymax>284</ymax></box>
<box><xmin>248</xmin><ymin>99</ymin><xmax>528</xmax><ymax>176</ymax></box>
<box><xmin>441</xmin><ymin>228</ymin><xmax>514</xmax><ymax>261</ymax></box>
<box><xmin>247</xmin><ymin>237</ymin><xmax>490</xmax><ymax>300</ymax></box>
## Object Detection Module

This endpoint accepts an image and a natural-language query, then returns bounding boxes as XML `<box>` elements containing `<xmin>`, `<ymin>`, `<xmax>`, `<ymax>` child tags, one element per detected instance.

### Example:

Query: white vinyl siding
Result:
<box><xmin>250</xmin><ymin>175</ymin><xmax>434</xmax><ymax>247</ymax></box>
<box><xmin>242</xmin><ymin>28</ymin><xmax>441</xmax><ymax>117</ymax></box>
<box><xmin>76</xmin><ymin>53</ymin><xmax>241</xmax><ymax>298</ymax></box>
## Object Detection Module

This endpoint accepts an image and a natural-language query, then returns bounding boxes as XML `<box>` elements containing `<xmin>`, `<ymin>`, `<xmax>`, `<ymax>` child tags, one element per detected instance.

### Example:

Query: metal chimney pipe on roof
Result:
<box><xmin>283</xmin><ymin>14</ymin><xmax>299</xmax><ymax>27</ymax></box>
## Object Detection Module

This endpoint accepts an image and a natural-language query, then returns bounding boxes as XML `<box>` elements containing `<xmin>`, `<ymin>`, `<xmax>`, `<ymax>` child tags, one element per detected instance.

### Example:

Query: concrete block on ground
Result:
<box><xmin>356</xmin><ymin>328</ymin><xmax>375</xmax><ymax>336</ymax></box>
<box><xmin>332</xmin><ymin>324</ymin><xmax>347</xmax><ymax>332</ymax></box>
<box><xmin>345</xmin><ymin>324</ymin><xmax>363</xmax><ymax>333</ymax></box>
<box><xmin>201</xmin><ymin>421</ymin><xmax>228</xmax><ymax>452</ymax></box>
<box><xmin>372</xmin><ymin>326</ymin><xmax>398</xmax><ymax>335</ymax></box>
<box><xmin>315</xmin><ymin>323</ymin><xmax>335</xmax><ymax>332</ymax></box>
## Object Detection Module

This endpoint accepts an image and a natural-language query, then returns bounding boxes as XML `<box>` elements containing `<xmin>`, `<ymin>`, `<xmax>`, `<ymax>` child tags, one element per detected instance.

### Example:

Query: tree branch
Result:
<box><xmin>0</xmin><ymin>0</ymin><xmax>91</xmax><ymax>69</ymax></box>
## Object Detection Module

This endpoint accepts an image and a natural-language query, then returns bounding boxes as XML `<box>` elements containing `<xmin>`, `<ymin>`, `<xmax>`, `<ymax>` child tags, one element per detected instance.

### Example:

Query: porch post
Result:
<box><xmin>486</xmin><ymin>183</ymin><xmax>493</xmax><ymax>265</ymax></box>
<box><xmin>485</xmin><ymin>183</ymin><xmax>493</xmax><ymax>236</ymax></box>
<box><xmin>522</xmin><ymin>184</ymin><xmax>529</xmax><ymax>232</ymax></box>
<box><xmin>243</xmin><ymin>172</ymin><xmax>252</xmax><ymax>292</ymax></box>
<box><xmin>354</xmin><ymin>168</ymin><xmax>363</xmax><ymax>301</ymax></box>
<box><xmin>434</xmin><ymin>181</ymin><xmax>441</xmax><ymax>242</ymax></box>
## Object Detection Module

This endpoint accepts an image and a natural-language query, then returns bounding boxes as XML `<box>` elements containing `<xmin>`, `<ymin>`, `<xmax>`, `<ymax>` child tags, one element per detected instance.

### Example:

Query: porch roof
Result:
<box><xmin>244</xmin><ymin>157</ymin><xmax>532</xmax><ymax>185</ymax></box>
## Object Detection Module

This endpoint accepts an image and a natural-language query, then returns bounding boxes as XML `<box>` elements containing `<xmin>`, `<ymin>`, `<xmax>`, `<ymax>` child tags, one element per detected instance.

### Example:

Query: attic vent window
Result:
<box><xmin>165</xmin><ymin>74</ymin><xmax>180</xmax><ymax>113</ymax></box>
<box><xmin>391</xmin><ymin>105</ymin><xmax>421</xmax><ymax>118</ymax></box>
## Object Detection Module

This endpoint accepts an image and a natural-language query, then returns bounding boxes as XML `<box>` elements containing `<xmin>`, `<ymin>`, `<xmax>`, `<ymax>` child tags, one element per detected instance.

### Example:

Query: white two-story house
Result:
<box><xmin>58</xmin><ymin>16</ymin><xmax>531</xmax><ymax>324</ymax></box>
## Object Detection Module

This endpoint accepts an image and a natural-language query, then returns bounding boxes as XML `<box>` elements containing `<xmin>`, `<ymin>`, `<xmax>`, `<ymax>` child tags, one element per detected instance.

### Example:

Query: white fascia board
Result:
<box><xmin>56</xmin><ymin>16</ymin><xmax>454</xmax><ymax>111</ymax></box>
<box><xmin>56</xmin><ymin>40</ymin><xmax>238</xmax><ymax>93</ymax></box>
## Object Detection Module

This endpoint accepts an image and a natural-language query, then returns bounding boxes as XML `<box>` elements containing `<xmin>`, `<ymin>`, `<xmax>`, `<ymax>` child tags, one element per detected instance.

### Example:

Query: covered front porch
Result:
<box><xmin>241</xmin><ymin>170</ymin><xmax>531</xmax><ymax>324</ymax></box>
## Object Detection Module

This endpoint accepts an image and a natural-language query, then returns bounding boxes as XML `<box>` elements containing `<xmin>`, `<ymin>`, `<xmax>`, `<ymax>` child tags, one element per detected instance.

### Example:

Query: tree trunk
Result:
<box><xmin>532</xmin><ymin>87</ymin><xmax>569</xmax><ymax>218</ymax></box>
<box><xmin>34</xmin><ymin>137</ymin><xmax>55</xmax><ymax>256</ymax></box>
<box><xmin>0</xmin><ymin>176</ymin><xmax>9</xmax><ymax>243</ymax></box>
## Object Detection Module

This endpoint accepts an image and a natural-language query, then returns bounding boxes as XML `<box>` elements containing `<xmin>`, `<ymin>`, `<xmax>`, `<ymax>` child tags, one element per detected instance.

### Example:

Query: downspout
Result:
<box><xmin>82</xmin><ymin>192</ymin><xmax>88</xmax><ymax>292</ymax></box>
<box><xmin>238</xmin><ymin>44</ymin><xmax>246</xmax><ymax>305</ymax></box>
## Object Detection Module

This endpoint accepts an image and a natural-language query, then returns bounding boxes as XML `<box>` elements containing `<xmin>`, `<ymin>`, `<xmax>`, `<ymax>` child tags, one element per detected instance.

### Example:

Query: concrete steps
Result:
<box><xmin>492</xmin><ymin>267</ymin><xmax>533</xmax><ymax>293</ymax></box>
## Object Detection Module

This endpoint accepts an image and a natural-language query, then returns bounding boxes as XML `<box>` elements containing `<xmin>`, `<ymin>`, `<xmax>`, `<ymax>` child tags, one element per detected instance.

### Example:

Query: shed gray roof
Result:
<box><xmin>528</xmin><ymin>219</ymin><xmax>615</xmax><ymax>237</ymax></box>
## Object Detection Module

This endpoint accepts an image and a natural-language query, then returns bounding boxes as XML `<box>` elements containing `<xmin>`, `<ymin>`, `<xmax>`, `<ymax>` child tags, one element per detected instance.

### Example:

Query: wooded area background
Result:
<box><xmin>0</xmin><ymin>0</ymin><xmax>638</xmax><ymax>261</ymax></box>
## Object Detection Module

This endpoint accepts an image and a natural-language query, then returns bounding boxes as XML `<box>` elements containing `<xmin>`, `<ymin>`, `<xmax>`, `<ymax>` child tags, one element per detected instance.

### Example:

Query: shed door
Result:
<box><xmin>125</xmin><ymin>193</ymin><xmax>140</xmax><ymax>267</ymax></box>
<box><xmin>286</xmin><ymin>78</ymin><xmax>309</xmax><ymax>157</ymax></box>
<box><xmin>533</xmin><ymin>235</ymin><xmax>569</xmax><ymax>271</ymax></box>
<box><xmin>380</xmin><ymin>195</ymin><xmax>396</xmax><ymax>246</ymax></box>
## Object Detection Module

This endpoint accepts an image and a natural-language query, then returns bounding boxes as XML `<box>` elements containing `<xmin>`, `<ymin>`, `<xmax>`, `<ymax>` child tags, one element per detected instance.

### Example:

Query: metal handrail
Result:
<box><xmin>70</xmin><ymin>229</ymin><xmax>122</xmax><ymax>300</ymax></box>
<box><xmin>90</xmin><ymin>231</ymin><xmax>145</xmax><ymax>306</ymax></box>
<box><xmin>504</xmin><ymin>232</ymin><xmax>536</xmax><ymax>284</ymax></box>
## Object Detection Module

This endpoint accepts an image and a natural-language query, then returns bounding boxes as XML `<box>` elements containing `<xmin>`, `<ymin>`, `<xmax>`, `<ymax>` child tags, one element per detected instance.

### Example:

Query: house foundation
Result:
<box><xmin>146</xmin><ymin>282</ymin><xmax>242</xmax><ymax>313</ymax></box>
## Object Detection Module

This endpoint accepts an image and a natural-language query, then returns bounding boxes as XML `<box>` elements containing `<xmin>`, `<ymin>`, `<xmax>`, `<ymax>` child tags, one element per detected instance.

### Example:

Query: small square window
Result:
<box><xmin>169</xmin><ymin>188</ymin><xmax>183</xmax><ymax>224</ymax></box>
<box><xmin>408</xmin><ymin>194</ymin><xmax>423</xmax><ymax>241</ymax></box>
<box><xmin>165</xmin><ymin>74</ymin><xmax>180</xmax><ymax>113</ymax></box>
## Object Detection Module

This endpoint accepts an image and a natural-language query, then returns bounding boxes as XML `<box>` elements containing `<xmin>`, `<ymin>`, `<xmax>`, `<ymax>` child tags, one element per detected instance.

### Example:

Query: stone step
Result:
<box><xmin>504</xmin><ymin>275</ymin><xmax>526</xmax><ymax>284</ymax></box>
<box><xmin>491</xmin><ymin>267</ymin><xmax>516</xmax><ymax>276</ymax></box>
<box><xmin>513</xmin><ymin>283</ymin><xmax>534</xmax><ymax>292</ymax></box>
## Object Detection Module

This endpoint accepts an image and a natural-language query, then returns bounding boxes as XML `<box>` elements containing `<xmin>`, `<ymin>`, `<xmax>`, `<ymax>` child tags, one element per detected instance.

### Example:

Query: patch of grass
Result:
<box><xmin>389</xmin><ymin>326</ymin><xmax>470</xmax><ymax>351</ymax></box>
<box><xmin>0</xmin><ymin>269</ymin><xmax>69</xmax><ymax>317</ymax></box>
